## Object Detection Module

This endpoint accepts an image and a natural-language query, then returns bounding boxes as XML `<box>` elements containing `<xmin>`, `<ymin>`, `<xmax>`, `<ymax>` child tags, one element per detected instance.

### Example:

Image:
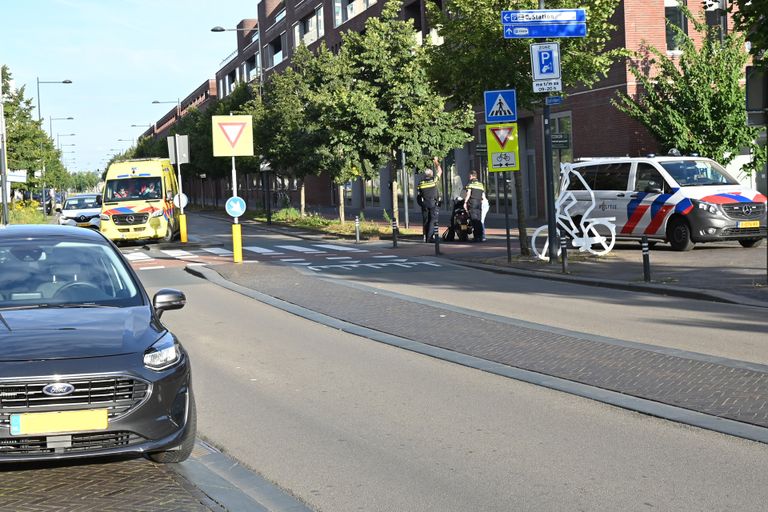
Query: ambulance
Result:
<box><xmin>100</xmin><ymin>159</ymin><xmax>179</xmax><ymax>242</ymax></box>
<box><xmin>565</xmin><ymin>156</ymin><xmax>767</xmax><ymax>251</ymax></box>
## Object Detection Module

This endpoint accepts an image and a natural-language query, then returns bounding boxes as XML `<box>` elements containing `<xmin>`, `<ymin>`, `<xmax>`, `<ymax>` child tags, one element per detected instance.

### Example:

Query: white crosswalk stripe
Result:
<box><xmin>124</xmin><ymin>252</ymin><xmax>153</xmax><ymax>261</ymax></box>
<box><xmin>275</xmin><ymin>245</ymin><xmax>324</xmax><ymax>253</ymax></box>
<box><xmin>244</xmin><ymin>246</ymin><xmax>284</xmax><ymax>255</ymax></box>
<box><xmin>312</xmin><ymin>244</ymin><xmax>367</xmax><ymax>252</ymax></box>
<box><xmin>202</xmin><ymin>247</ymin><xmax>233</xmax><ymax>256</ymax></box>
<box><xmin>161</xmin><ymin>249</ymin><xmax>196</xmax><ymax>259</ymax></box>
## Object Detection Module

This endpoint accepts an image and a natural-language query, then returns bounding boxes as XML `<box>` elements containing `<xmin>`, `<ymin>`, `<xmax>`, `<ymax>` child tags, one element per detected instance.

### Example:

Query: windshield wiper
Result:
<box><xmin>0</xmin><ymin>303</ymin><xmax>118</xmax><ymax>310</ymax></box>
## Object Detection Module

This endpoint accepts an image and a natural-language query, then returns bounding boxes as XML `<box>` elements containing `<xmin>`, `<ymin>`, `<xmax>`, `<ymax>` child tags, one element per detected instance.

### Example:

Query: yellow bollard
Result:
<box><xmin>232</xmin><ymin>223</ymin><xmax>243</xmax><ymax>263</ymax></box>
<box><xmin>179</xmin><ymin>214</ymin><xmax>188</xmax><ymax>243</ymax></box>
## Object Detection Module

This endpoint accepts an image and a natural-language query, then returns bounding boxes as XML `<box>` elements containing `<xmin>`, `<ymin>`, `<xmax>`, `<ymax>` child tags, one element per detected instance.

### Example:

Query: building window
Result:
<box><xmin>334</xmin><ymin>0</ymin><xmax>376</xmax><ymax>27</ymax></box>
<box><xmin>665</xmin><ymin>0</ymin><xmax>687</xmax><ymax>52</ymax></box>
<box><xmin>294</xmin><ymin>5</ymin><xmax>325</xmax><ymax>47</ymax></box>
<box><xmin>267</xmin><ymin>33</ymin><xmax>287</xmax><ymax>68</ymax></box>
<box><xmin>275</xmin><ymin>8</ymin><xmax>286</xmax><ymax>23</ymax></box>
<box><xmin>246</xmin><ymin>52</ymin><xmax>261</xmax><ymax>82</ymax></box>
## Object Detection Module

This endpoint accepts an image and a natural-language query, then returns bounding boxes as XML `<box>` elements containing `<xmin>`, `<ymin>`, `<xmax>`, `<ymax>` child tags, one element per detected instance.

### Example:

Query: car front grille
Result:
<box><xmin>722</xmin><ymin>227</ymin><xmax>766</xmax><ymax>236</ymax></box>
<box><xmin>722</xmin><ymin>202</ymin><xmax>765</xmax><ymax>220</ymax></box>
<box><xmin>0</xmin><ymin>376</ymin><xmax>150</xmax><ymax>426</ymax></box>
<box><xmin>112</xmin><ymin>213</ymin><xmax>149</xmax><ymax>225</ymax></box>
<box><xmin>0</xmin><ymin>431</ymin><xmax>146</xmax><ymax>455</ymax></box>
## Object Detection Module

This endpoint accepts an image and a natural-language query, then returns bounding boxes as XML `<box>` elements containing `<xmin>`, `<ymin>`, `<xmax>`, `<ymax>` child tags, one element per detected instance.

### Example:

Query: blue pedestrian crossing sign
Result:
<box><xmin>484</xmin><ymin>89</ymin><xmax>517</xmax><ymax>124</ymax></box>
<box><xmin>225</xmin><ymin>196</ymin><xmax>246</xmax><ymax>218</ymax></box>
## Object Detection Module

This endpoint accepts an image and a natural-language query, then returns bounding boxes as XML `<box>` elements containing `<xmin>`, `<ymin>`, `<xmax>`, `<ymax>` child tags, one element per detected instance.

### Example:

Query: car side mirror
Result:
<box><xmin>55</xmin><ymin>207</ymin><xmax>62</xmax><ymax>213</ymax></box>
<box><xmin>645</xmin><ymin>185</ymin><xmax>662</xmax><ymax>194</ymax></box>
<box><xmin>153</xmin><ymin>288</ymin><xmax>186</xmax><ymax>317</ymax></box>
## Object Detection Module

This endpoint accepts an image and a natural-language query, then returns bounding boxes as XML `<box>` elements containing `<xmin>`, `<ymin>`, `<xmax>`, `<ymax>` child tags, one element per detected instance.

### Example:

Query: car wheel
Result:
<box><xmin>162</xmin><ymin>224</ymin><xmax>175</xmax><ymax>243</ymax></box>
<box><xmin>739</xmin><ymin>238</ymin><xmax>763</xmax><ymax>248</ymax></box>
<box><xmin>147</xmin><ymin>393</ymin><xmax>196</xmax><ymax>464</ymax></box>
<box><xmin>667</xmin><ymin>218</ymin><xmax>695</xmax><ymax>251</ymax></box>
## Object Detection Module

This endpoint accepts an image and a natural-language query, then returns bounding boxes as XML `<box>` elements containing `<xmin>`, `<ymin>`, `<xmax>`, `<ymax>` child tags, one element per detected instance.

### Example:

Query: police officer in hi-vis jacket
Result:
<box><xmin>417</xmin><ymin>157</ymin><xmax>443</xmax><ymax>242</ymax></box>
<box><xmin>463</xmin><ymin>170</ymin><xmax>487</xmax><ymax>242</ymax></box>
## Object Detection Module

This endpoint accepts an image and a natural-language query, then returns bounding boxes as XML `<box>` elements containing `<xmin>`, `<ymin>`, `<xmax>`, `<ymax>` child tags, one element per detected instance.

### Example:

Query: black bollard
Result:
<box><xmin>560</xmin><ymin>234</ymin><xmax>568</xmax><ymax>274</ymax></box>
<box><xmin>354</xmin><ymin>216</ymin><xmax>360</xmax><ymax>244</ymax></box>
<box><xmin>641</xmin><ymin>235</ymin><xmax>651</xmax><ymax>282</ymax></box>
<box><xmin>392</xmin><ymin>219</ymin><xmax>398</xmax><ymax>248</ymax></box>
<box><xmin>434</xmin><ymin>219</ymin><xmax>440</xmax><ymax>256</ymax></box>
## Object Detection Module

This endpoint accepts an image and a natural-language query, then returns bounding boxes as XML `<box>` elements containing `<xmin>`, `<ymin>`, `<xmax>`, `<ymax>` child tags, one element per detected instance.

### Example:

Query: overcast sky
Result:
<box><xmin>1</xmin><ymin>0</ymin><xmax>256</xmax><ymax>172</ymax></box>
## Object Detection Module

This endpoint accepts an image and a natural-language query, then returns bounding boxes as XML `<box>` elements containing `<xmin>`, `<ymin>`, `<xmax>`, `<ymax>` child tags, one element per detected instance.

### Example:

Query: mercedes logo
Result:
<box><xmin>126</xmin><ymin>215</ymin><xmax>135</xmax><ymax>224</ymax></box>
<box><xmin>742</xmin><ymin>205</ymin><xmax>753</xmax><ymax>215</ymax></box>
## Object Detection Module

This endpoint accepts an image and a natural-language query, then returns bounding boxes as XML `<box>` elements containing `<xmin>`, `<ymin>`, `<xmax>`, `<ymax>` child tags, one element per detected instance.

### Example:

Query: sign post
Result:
<box><xmin>212</xmin><ymin>114</ymin><xmax>254</xmax><ymax>263</ymax></box>
<box><xmin>485</xmin><ymin>123</ymin><xmax>520</xmax><ymax>263</ymax></box>
<box><xmin>167</xmin><ymin>134</ymin><xmax>190</xmax><ymax>242</ymax></box>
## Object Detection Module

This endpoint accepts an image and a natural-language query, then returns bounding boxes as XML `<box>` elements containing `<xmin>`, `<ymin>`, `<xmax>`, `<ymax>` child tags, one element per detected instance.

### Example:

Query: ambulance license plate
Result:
<box><xmin>738</xmin><ymin>220</ymin><xmax>760</xmax><ymax>228</ymax></box>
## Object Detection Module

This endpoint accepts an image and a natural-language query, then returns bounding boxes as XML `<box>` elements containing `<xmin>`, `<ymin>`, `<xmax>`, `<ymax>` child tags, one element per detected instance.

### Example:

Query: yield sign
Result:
<box><xmin>490</xmin><ymin>126</ymin><xmax>513</xmax><ymax>148</ymax></box>
<box><xmin>212</xmin><ymin>115</ymin><xmax>254</xmax><ymax>157</ymax></box>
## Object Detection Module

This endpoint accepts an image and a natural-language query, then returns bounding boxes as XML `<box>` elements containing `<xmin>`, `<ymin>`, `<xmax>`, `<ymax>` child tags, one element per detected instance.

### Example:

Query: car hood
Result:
<box><xmin>0</xmin><ymin>307</ymin><xmax>162</xmax><ymax>361</ymax></box>
<box><xmin>60</xmin><ymin>207</ymin><xmax>101</xmax><ymax>217</ymax></box>
<box><xmin>683</xmin><ymin>186</ymin><xmax>767</xmax><ymax>204</ymax></box>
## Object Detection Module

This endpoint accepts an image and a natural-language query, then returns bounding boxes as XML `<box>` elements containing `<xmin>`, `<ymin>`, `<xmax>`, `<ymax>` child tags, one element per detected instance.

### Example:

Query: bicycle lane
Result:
<box><xmin>188</xmin><ymin>258</ymin><xmax>768</xmax><ymax>445</ymax></box>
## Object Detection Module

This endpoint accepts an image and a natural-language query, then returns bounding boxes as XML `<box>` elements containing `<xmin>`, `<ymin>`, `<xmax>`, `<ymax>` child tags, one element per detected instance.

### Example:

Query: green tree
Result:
<box><xmin>728</xmin><ymin>0</ymin><xmax>767</xmax><ymax>65</ymax></box>
<box><xmin>340</xmin><ymin>0</ymin><xmax>474</xmax><ymax>220</ymax></box>
<box><xmin>613</xmin><ymin>9</ymin><xmax>765</xmax><ymax>172</ymax></box>
<box><xmin>428</xmin><ymin>0</ymin><xmax>624</xmax><ymax>255</ymax></box>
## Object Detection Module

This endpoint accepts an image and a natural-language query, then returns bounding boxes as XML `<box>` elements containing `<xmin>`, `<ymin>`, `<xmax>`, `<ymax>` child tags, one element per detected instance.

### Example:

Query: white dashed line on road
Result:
<box><xmin>312</xmin><ymin>244</ymin><xmax>367</xmax><ymax>252</ymax></box>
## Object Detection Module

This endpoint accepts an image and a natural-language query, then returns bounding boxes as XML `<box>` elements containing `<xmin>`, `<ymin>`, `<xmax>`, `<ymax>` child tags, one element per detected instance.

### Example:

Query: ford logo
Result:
<box><xmin>42</xmin><ymin>382</ymin><xmax>76</xmax><ymax>396</ymax></box>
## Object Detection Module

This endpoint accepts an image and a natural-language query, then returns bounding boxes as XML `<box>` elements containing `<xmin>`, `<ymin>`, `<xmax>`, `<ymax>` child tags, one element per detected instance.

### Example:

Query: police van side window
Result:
<box><xmin>566</xmin><ymin>165</ymin><xmax>596</xmax><ymax>191</ymax></box>
<box><xmin>635</xmin><ymin>164</ymin><xmax>668</xmax><ymax>194</ymax></box>
<box><xmin>592</xmin><ymin>163</ymin><xmax>631</xmax><ymax>191</ymax></box>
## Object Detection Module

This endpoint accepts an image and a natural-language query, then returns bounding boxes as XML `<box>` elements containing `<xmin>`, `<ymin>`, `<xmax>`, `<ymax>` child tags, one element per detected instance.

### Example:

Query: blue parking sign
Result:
<box><xmin>530</xmin><ymin>43</ymin><xmax>561</xmax><ymax>80</ymax></box>
<box><xmin>484</xmin><ymin>89</ymin><xmax>517</xmax><ymax>124</ymax></box>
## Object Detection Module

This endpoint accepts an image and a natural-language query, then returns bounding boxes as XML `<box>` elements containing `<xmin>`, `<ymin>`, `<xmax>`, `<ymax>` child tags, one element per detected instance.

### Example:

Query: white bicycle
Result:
<box><xmin>531</xmin><ymin>163</ymin><xmax>617</xmax><ymax>261</ymax></box>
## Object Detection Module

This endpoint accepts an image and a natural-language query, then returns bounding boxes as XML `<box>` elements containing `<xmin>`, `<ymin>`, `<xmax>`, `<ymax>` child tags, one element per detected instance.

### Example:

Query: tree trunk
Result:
<box><xmin>513</xmin><ymin>171</ymin><xmax>530</xmax><ymax>256</ymax></box>
<box><xmin>338</xmin><ymin>184</ymin><xmax>345</xmax><ymax>224</ymax></box>
<box><xmin>300</xmin><ymin>180</ymin><xmax>306</xmax><ymax>217</ymax></box>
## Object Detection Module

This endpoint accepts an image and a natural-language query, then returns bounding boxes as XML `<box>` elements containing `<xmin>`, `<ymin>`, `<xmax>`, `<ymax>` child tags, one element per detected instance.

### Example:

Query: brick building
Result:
<box><xmin>148</xmin><ymin>0</ymin><xmax>764</xmax><ymax>217</ymax></box>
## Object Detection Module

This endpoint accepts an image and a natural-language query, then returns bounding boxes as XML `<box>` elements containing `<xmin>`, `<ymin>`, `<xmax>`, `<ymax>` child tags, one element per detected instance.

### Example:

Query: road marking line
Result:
<box><xmin>202</xmin><ymin>247</ymin><xmax>234</xmax><ymax>256</ymax></box>
<box><xmin>312</xmin><ymin>244</ymin><xmax>367</xmax><ymax>252</ymax></box>
<box><xmin>276</xmin><ymin>245</ymin><xmax>325</xmax><ymax>253</ymax></box>
<box><xmin>280</xmin><ymin>258</ymin><xmax>306</xmax><ymax>262</ymax></box>
<box><xmin>373</xmin><ymin>255</ymin><xmax>399</xmax><ymax>259</ymax></box>
<box><xmin>138</xmin><ymin>265</ymin><xmax>166</xmax><ymax>270</ymax></box>
<box><xmin>326</xmin><ymin>256</ymin><xmax>352</xmax><ymax>260</ymax></box>
<box><xmin>187</xmin><ymin>262</ymin><xmax>207</xmax><ymax>267</ymax></box>
<box><xmin>162</xmin><ymin>249</ymin><xmax>195</xmax><ymax>258</ymax></box>
<box><xmin>244</xmin><ymin>246</ymin><xmax>284</xmax><ymax>255</ymax></box>
<box><xmin>125</xmin><ymin>252</ymin><xmax>153</xmax><ymax>261</ymax></box>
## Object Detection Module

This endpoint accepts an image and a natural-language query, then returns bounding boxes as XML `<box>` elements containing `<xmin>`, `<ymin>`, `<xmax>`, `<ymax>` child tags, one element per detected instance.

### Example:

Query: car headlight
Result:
<box><xmin>100</xmin><ymin>213</ymin><xmax>110</xmax><ymax>221</ymax></box>
<box><xmin>143</xmin><ymin>333</ymin><xmax>182</xmax><ymax>371</ymax></box>
<box><xmin>149</xmin><ymin>208</ymin><xmax>164</xmax><ymax>218</ymax></box>
<box><xmin>696</xmin><ymin>201</ymin><xmax>720</xmax><ymax>215</ymax></box>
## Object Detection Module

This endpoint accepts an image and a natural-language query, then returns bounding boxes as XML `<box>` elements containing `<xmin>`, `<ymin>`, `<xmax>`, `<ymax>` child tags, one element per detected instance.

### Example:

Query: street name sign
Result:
<box><xmin>484</xmin><ymin>89</ymin><xmax>517</xmax><ymax>124</ymax></box>
<box><xmin>501</xmin><ymin>8</ymin><xmax>587</xmax><ymax>39</ymax></box>
<box><xmin>545</xmin><ymin>95</ymin><xmax>564</xmax><ymax>106</ymax></box>
<box><xmin>486</xmin><ymin>123</ymin><xmax>520</xmax><ymax>173</ymax></box>
<box><xmin>530</xmin><ymin>43</ymin><xmax>561</xmax><ymax>80</ymax></box>
<box><xmin>212</xmin><ymin>115</ymin><xmax>254</xmax><ymax>157</ymax></box>
<box><xmin>533</xmin><ymin>79</ymin><xmax>562</xmax><ymax>93</ymax></box>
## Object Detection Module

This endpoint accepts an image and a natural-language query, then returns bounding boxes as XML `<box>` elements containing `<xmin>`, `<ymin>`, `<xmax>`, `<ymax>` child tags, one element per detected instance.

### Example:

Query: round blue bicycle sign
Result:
<box><xmin>225</xmin><ymin>196</ymin><xmax>246</xmax><ymax>218</ymax></box>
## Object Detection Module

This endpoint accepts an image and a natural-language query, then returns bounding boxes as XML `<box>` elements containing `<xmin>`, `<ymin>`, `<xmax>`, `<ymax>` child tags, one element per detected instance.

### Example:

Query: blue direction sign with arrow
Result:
<box><xmin>501</xmin><ymin>9</ymin><xmax>586</xmax><ymax>24</ymax></box>
<box><xmin>501</xmin><ymin>8</ymin><xmax>587</xmax><ymax>39</ymax></box>
<box><xmin>484</xmin><ymin>89</ymin><xmax>517</xmax><ymax>124</ymax></box>
<box><xmin>503</xmin><ymin>22</ymin><xmax>587</xmax><ymax>39</ymax></box>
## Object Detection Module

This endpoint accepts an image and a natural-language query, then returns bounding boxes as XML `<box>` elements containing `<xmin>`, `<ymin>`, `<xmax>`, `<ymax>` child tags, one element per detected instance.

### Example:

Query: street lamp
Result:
<box><xmin>56</xmin><ymin>133</ymin><xmax>76</xmax><ymax>149</ymax></box>
<box><xmin>36</xmin><ymin>77</ymin><xmax>72</xmax><ymax>217</ymax></box>
<box><xmin>152</xmin><ymin>99</ymin><xmax>181</xmax><ymax>118</ymax></box>
<box><xmin>49</xmin><ymin>116</ymin><xmax>74</xmax><ymax>138</ymax></box>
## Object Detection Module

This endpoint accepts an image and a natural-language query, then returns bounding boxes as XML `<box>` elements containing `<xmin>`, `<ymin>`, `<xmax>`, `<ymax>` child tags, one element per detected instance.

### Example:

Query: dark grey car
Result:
<box><xmin>0</xmin><ymin>225</ymin><xmax>195</xmax><ymax>463</ymax></box>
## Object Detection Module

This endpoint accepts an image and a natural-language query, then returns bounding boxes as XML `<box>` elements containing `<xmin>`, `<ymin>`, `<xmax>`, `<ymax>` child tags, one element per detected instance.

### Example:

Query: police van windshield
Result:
<box><xmin>104</xmin><ymin>178</ymin><xmax>162</xmax><ymax>201</ymax></box>
<box><xmin>660</xmin><ymin>160</ymin><xmax>739</xmax><ymax>187</ymax></box>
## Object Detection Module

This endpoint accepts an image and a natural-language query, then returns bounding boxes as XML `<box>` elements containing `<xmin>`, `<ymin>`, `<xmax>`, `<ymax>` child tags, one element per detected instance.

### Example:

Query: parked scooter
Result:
<box><xmin>442</xmin><ymin>197</ymin><xmax>473</xmax><ymax>242</ymax></box>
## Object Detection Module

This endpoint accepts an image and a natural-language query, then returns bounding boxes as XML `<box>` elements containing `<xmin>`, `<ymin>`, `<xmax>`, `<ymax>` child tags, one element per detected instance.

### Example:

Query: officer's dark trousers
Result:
<box><xmin>469</xmin><ymin>207</ymin><xmax>483</xmax><ymax>241</ymax></box>
<box><xmin>422</xmin><ymin>203</ymin><xmax>439</xmax><ymax>242</ymax></box>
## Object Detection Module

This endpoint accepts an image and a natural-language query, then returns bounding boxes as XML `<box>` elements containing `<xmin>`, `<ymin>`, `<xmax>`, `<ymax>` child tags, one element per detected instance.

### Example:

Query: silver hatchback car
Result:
<box><xmin>57</xmin><ymin>194</ymin><xmax>102</xmax><ymax>230</ymax></box>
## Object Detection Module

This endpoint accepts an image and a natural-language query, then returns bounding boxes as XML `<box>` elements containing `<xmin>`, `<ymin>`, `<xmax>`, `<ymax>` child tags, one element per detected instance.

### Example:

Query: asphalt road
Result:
<box><xmin>139</xmin><ymin>266</ymin><xmax>768</xmax><ymax>512</ymax></box>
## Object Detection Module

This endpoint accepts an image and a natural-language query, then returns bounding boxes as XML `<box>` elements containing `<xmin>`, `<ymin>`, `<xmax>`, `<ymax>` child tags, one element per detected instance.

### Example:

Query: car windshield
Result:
<box><xmin>63</xmin><ymin>196</ymin><xmax>100</xmax><ymax>210</ymax></box>
<box><xmin>104</xmin><ymin>177</ymin><xmax>162</xmax><ymax>201</ymax></box>
<box><xmin>660</xmin><ymin>159</ymin><xmax>739</xmax><ymax>187</ymax></box>
<box><xmin>0</xmin><ymin>239</ymin><xmax>143</xmax><ymax>309</ymax></box>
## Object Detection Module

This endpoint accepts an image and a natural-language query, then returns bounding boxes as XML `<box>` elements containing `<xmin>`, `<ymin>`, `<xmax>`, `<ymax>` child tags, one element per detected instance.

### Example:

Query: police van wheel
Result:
<box><xmin>739</xmin><ymin>238</ymin><xmax>763</xmax><ymax>248</ymax></box>
<box><xmin>667</xmin><ymin>218</ymin><xmax>694</xmax><ymax>251</ymax></box>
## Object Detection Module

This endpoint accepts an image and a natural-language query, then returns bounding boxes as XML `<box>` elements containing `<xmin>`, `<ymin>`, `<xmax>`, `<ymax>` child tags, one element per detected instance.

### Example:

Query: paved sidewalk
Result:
<box><xmin>193</xmin><ymin>258</ymin><xmax>768</xmax><ymax>444</ymax></box>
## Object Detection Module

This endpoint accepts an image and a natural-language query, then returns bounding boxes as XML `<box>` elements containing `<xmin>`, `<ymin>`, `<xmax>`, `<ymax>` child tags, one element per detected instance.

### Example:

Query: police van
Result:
<box><xmin>99</xmin><ymin>159</ymin><xmax>179</xmax><ymax>242</ymax></box>
<box><xmin>564</xmin><ymin>156</ymin><xmax>767</xmax><ymax>251</ymax></box>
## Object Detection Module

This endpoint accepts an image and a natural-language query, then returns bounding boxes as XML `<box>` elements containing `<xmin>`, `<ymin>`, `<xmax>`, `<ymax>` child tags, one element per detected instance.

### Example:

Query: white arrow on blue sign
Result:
<box><xmin>501</xmin><ymin>9</ymin><xmax>586</xmax><ymax>24</ymax></box>
<box><xmin>484</xmin><ymin>89</ymin><xmax>517</xmax><ymax>124</ymax></box>
<box><xmin>225</xmin><ymin>196</ymin><xmax>246</xmax><ymax>218</ymax></box>
<box><xmin>504</xmin><ymin>23</ymin><xmax>587</xmax><ymax>39</ymax></box>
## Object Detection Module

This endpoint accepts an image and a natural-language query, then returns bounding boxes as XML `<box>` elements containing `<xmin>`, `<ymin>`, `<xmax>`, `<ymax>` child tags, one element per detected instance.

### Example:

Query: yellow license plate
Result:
<box><xmin>77</xmin><ymin>222</ymin><xmax>91</xmax><ymax>227</ymax></box>
<box><xmin>10</xmin><ymin>409</ymin><xmax>108</xmax><ymax>436</ymax></box>
<box><xmin>738</xmin><ymin>220</ymin><xmax>760</xmax><ymax>228</ymax></box>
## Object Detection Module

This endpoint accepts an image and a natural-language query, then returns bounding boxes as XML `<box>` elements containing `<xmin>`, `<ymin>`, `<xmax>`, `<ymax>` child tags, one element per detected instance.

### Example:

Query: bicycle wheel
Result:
<box><xmin>531</xmin><ymin>226</ymin><xmax>562</xmax><ymax>261</ymax></box>
<box><xmin>582</xmin><ymin>223</ymin><xmax>615</xmax><ymax>256</ymax></box>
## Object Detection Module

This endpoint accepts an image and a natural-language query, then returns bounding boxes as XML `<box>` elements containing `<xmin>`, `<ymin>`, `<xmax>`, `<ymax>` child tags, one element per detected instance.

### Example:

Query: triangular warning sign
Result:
<box><xmin>490</xmin><ymin>94</ymin><xmax>513</xmax><ymax>118</ymax></box>
<box><xmin>490</xmin><ymin>127</ymin><xmax>512</xmax><ymax>148</ymax></box>
<box><xmin>218</xmin><ymin>122</ymin><xmax>246</xmax><ymax>148</ymax></box>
